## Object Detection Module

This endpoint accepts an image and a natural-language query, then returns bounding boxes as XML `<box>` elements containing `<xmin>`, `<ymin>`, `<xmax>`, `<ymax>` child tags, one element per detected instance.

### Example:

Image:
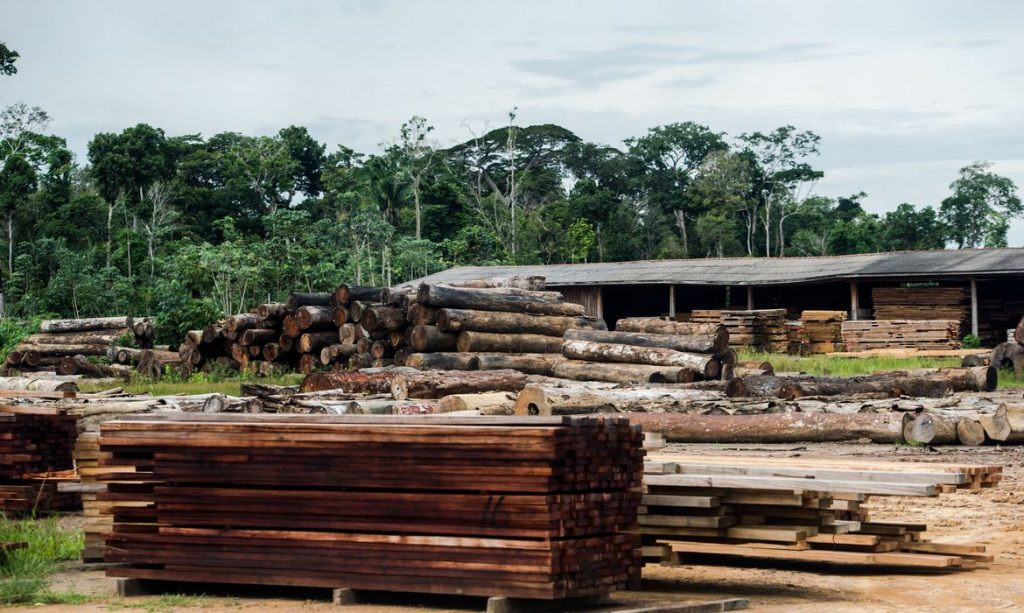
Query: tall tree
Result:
<box><xmin>881</xmin><ymin>203</ymin><xmax>947</xmax><ymax>251</ymax></box>
<box><xmin>0</xmin><ymin>42</ymin><xmax>17</xmax><ymax>76</ymax></box>
<box><xmin>940</xmin><ymin>161</ymin><xmax>1022</xmax><ymax>248</ymax></box>
<box><xmin>393</xmin><ymin>116</ymin><xmax>435</xmax><ymax>239</ymax></box>
<box><xmin>0</xmin><ymin>155</ymin><xmax>36</xmax><ymax>272</ymax></box>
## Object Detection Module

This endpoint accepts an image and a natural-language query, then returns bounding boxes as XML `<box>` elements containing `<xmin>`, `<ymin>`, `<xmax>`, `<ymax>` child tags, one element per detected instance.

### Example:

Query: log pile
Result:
<box><xmin>842</xmin><ymin>320</ymin><xmax>961</xmax><ymax>351</ymax></box>
<box><xmin>691</xmin><ymin>310</ymin><xmax>787</xmax><ymax>352</ymax></box>
<box><xmin>557</xmin><ymin>319</ymin><xmax>730</xmax><ymax>384</ymax></box>
<box><xmin>4</xmin><ymin>317</ymin><xmax>154</xmax><ymax>376</ymax></box>
<box><xmin>642</xmin><ymin>455</ymin><xmax>999</xmax><ymax>571</ymax></box>
<box><xmin>0</xmin><ymin>405</ymin><xmax>79</xmax><ymax>512</ymax></box>
<box><xmin>873</xmin><ymin>286</ymin><xmax>970</xmax><ymax>333</ymax></box>
<box><xmin>801</xmin><ymin>310</ymin><xmax>847</xmax><ymax>354</ymax></box>
<box><xmin>99</xmin><ymin>414</ymin><xmax>644</xmax><ymax>600</ymax></box>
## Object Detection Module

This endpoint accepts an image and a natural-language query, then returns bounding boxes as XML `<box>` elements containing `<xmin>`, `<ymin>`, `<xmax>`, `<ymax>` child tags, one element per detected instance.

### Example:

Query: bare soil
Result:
<box><xmin>21</xmin><ymin>443</ymin><xmax>1024</xmax><ymax>612</ymax></box>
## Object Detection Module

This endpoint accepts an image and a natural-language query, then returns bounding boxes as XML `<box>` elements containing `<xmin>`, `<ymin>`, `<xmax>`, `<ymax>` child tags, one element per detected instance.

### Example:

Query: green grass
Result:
<box><xmin>78</xmin><ymin>372</ymin><xmax>305</xmax><ymax>397</ymax></box>
<box><xmin>0</xmin><ymin>514</ymin><xmax>84</xmax><ymax>605</ymax></box>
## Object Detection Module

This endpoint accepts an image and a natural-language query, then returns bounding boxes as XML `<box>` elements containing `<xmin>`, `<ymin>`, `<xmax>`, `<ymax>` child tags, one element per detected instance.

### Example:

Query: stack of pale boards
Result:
<box><xmin>641</xmin><ymin>455</ymin><xmax>999</xmax><ymax>571</ymax></box>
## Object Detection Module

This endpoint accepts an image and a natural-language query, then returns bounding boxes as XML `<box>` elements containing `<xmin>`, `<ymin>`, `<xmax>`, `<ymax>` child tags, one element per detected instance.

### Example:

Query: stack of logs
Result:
<box><xmin>557</xmin><ymin>318</ymin><xmax>730</xmax><ymax>384</ymax></box>
<box><xmin>691</xmin><ymin>310</ymin><xmax>787</xmax><ymax>352</ymax></box>
<box><xmin>801</xmin><ymin>310</ymin><xmax>847</xmax><ymax>354</ymax></box>
<box><xmin>4</xmin><ymin>317</ymin><xmax>154</xmax><ymax>378</ymax></box>
<box><xmin>841</xmin><ymin>320</ymin><xmax>961</xmax><ymax>351</ymax></box>
<box><xmin>0</xmin><ymin>405</ymin><xmax>79</xmax><ymax>512</ymax></box>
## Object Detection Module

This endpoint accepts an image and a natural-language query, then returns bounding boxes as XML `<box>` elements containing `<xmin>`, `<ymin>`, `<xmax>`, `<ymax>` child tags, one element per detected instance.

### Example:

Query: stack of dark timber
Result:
<box><xmin>0</xmin><ymin>405</ymin><xmax>79</xmax><ymax>512</ymax></box>
<box><xmin>842</xmin><ymin>320</ymin><xmax>961</xmax><ymax>351</ymax></box>
<box><xmin>785</xmin><ymin>320</ymin><xmax>807</xmax><ymax>355</ymax></box>
<box><xmin>873</xmin><ymin>286</ymin><xmax>970</xmax><ymax>333</ymax></box>
<box><xmin>555</xmin><ymin>318</ymin><xmax>730</xmax><ymax>384</ymax></box>
<box><xmin>100</xmin><ymin>414</ymin><xmax>643</xmax><ymax>600</ymax></box>
<box><xmin>801</xmin><ymin>310</ymin><xmax>847</xmax><ymax>354</ymax></box>
<box><xmin>4</xmin><ymin>317</ymin><xmax>153</xmax><ymax>377</ymax></box>
<box><xmin>691</xmin><ymin>310</ymin><xmax>787</xmax><ymax>352</ymax></box>
<box><xmin>642</xmin><ymin>455</ymin><xmax>999</xmax><ymax>571</ymax></box>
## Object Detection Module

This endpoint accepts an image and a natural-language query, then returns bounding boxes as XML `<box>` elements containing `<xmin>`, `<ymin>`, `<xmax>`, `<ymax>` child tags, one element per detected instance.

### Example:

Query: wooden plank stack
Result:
<box><xmin>0</xmin><ymin>405</ymin><xmax>79</xmax><ymax>512</ymax></box>
<box><xmin>641</xmin><ymin>455</ymin><xmax>1000</xmax><ymax>571</ymax></box>
<box><xmin>4</xmin><ymin>317</ymin><xmax>154</xmax><ymax>376</ymax></box>
<box><xmin>873</xmin><ymin>286</ymin><xmax>970</xmax><ymax>333</ymax></box>
<box><xmin>841</xmin><ymin>320</ymin><xmax>961</xmax><ymax>351</ymax></box>
<box><xmin>99</xmin><ymin>414</ymin><xmax>644</xmax><ymax>600</ymax></box>
<box><xmin>801</xmin><ymin>310</ymin><xmax>847</xmax><ymax>354</ymax></box>
<box><xmin>691</xmin><ymin>310</ymin><xmax>787</xmax><ymax>352</ymax></box>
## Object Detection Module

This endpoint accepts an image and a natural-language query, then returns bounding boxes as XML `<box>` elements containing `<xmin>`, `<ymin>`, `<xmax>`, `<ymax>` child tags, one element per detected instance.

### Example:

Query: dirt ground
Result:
<box><xmin>22</xmin><ymin>443</ymin><xmax>1024</xmax><ymax>613</ymax></box>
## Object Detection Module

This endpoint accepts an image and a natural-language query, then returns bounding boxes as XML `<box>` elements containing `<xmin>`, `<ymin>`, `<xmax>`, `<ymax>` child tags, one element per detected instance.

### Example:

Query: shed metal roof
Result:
<box><xmin>401</xmin><ymin>248</ymin><xmax>1024</xmax><ymax>288</ymax></box>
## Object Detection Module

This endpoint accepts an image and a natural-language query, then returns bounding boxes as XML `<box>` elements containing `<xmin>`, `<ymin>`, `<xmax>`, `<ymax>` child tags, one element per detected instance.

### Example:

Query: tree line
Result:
<box><xmin>1</xmin><ymin>42</ymin><xmax>1021</xmax><ymax>343</ymax></box>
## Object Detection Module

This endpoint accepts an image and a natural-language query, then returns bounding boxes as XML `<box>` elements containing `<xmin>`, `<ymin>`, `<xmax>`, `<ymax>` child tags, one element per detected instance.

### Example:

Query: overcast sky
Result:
<box><xmin>4</xmin><ymin>0</ymin><xmax>1024</xmax><ymax>245</ymax></box>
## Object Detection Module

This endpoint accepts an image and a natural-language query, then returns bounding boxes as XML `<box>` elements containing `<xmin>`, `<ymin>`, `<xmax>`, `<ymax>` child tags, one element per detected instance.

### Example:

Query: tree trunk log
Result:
<box><xmin>360</xmin><ymin>305</ymin><xmax>406</xmax><ymax>332</ymax></box>
<box><xmin>956</xmin><ymin>418</ymin><xmax>987</xmax><ymax>446</ymax></box>
<box><xmin>404</xmin><ymin>352</ymin><xmax>475</xmax><ymax>370</ymax></box>
<box><xmin>262</xmin><ymin>343</ymin><xmax>281</xmax><ymax>362</ymax></box>
<box><xmin>406</xmin><ymin>303</ymin><xmax>437</xmax><ymax>326</ymax></box>
<box><xmin>39</xmin><ymin>316</ymin><xmax>134</xmax><ymax>333</ymax></box>
<box><xmin>297</xmin><ymin>332</ymin><xmax>337</xmax><ymax>354</ymax></box>
<box><xmin>202</xmin><ymin>324</ymin><xmax>225</xmax><ymax>344</ymax></box>
<box><xmin>615</xmin><ymin>317</ymin><xmax>726</xmax><ymax>337</ymax></box>
<box><xmin>514</xmin><ymin>383</ymin><xmax>721</xmax><ymax>416</ymax></box>
<box><xmin>435</xmin><ymin>308</ymin><xmax>605</xmax><ymax>335</ymax></box>
<box><xmin>457</xmin><ymin>331</ymin><xmax>563</xmax><ymax>353</ymax></box>
<box><xmin>902</xmin><ymin>412</ymin><xmax>958</xmax><ymax>445</ymax></box>
<box><xmin>370</xmin><ymin>340</ymin><xmax>392</xmax><ymax>359</ymax></box>
<box><xmin>627</xmin><ymin>411</ymin><xmax>906</xmax><ymax>444</ymax></box>
<box><xmin>295</xmin><ymin>306</ymin><xmax>334</xmax><ymax>331</ymax></box>
<box><xmin>286</xmin><ymin>292</ymin><xmax>332</xmax><ymax>311</ymax></box>
<box><xmin>239</xmin><ymin>328</ymin><xmax>279</xmax><ymax>346</ymax></box>
<box><xmin>978</xmin><ymin>405</ymin><xmax>1012</xmax><ymax>442</ymax></box>
<box><xmin>1001</xmin><ymin>403</ymin><xmax>1024</xmax><ymax>443</ymax></box>
<box><xmin>24</xmin><ymin>330</ymin><xmax>129</xmax><ymax>346</ymax></box>
<box><xmin>409</xmin><ymin>325</ymin><xmax>458</xmax><ymax>352</ymax></box>
<box><xmin>564</xmin><ymin>328</ymin><xmax>727</xmax><ymax>354</ymax></box>
<box><xmin>223</xmin><ymin>313</ymin><xmax>261</xmax><ymax>339</ymax></box>
<box><xmin>418</xmin><ymin>284</ymin><xmax>585</xmax><ymax>316</ymax></box>
<box><xmin>332</xmin><ymin>306</ymin><xmax>349</xmax><ymax>326</ymax></box>
<box><xmin>21</xmin><ymin>343</ymin><xmax>109</xmax><ymax>358</ymax></box>
<box><xmin>56</xmin><ymin>355</ymin><xmax>131</xmax><ymax>379</ymax></box>
<box><xmin>991</xmin><ymin>341</ymin><xmax>1022</xmax><ymax>369</ymax></box>
<box><xmin>390</xmin><ymin>368</ymin><xmax>528</xmax><ymax>400</ymax></box>
<box><xmin>729</xmin><ymin>369</ymin><xmax>992</xmax><ymax>400</ymax></box>
<box><xmin>320</xmin><ymin>343</ymin><xmax>358</xmax><ymax>365</ymax></box>
<box><xmin>347</xmin><ymin>353</ymin><xmax>373</xmax><ymax>370</ymax></box>
<box><xmin>551</xmin><ymin>360</ymin><xmax>693</xmax><ymax>384</ymax></box>
<box><xmin>469</xmin><ymin>353</ymin><xmax>566</xmax><ymax>376</ymax></box>
<box><xmin>1016</xmin><ymin>317</ymin><xmax>1024</xmax><ymax>345</ymax></box>
<box><xmin>256</xmin><ymin>303</ymin><xmax>288</xmax><ymax>321</ymax></box>
<box><xmin>561</xmin><ymin>339</ymin><xmax>719</xmax><ymax>378</ymax></box>
<box><xmin>332</xmin><ymin>285</ymin><xmax>383</xmax><ymax>306</ymax></box>
<box><xmin>437</xmin><ymin>391</ymin><xmax>517</xmax><ymax>414</ymax></box>
<box><xmin>0</xmin><ymin>376</ymin><xmax>77</xmax><ymax>392</ymax></box>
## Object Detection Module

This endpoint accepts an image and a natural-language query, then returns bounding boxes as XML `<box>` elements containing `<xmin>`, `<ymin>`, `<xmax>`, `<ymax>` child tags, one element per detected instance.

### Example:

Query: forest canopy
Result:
<box><xmin>0</xmin><ymin>42</ymin><xmax>1021</xmax><ymax>342</ymax></box>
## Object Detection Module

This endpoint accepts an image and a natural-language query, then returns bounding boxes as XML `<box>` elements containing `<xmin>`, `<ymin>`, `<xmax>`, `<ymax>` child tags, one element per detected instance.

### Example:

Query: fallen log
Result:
<box><xmin>514</xmin><ymin>384</ymin><xmax>722</xmax><ymax>416</ymax></box>
<box><xmin>18</xmin><ymin>343</ymin><xmax>109</xmax><ymax>357</ymax></box>
<box><xmin>223</xmin><ymin>313</ymin><xmax>261</xmax><ymax>339</ymax></box>
<box><xmin>999</xmin><ymin>403</ymin><xmax>1024</xmax><ymax>443</ymax></box>
<box><xmin>256</xmin><ymin>303</ymin><xmax>288</xmax><ymax>321</ymax></box>
<box><xmin>435</xmin><ymin>308</ymin><xmax>605</xmax><ymax>335</ymax></box>
<box><xmin>902</xmin><ymin>413</ymin><xmax>958</xmax><ymax>445</ymax></box>
<box><xmin>331</xmin><ymin>285</ymin><xmax>383</xmax><ymax>306</ymax></box>
<box><xmin>39</xmin><ymin>316</ymin><xmax>135</xmax><ymax>334</ymax></box>
<box><xmin>299</xmin><ymin>368</ymin><xmax>415</xmax><ymax>394</ymax></box>
<box><xmin>404</xmin><ymin>352</ymin><xmax>476</xmax><ymax>371</ymax></box>
<box><xmin>418</xmin><ymin>284</ymin><xmax>586</xmax><ymax>317</ymax></box>
<box><xmin>561</xmin><ymin>339</ymin><xmax>719</xmax><ymax>378</ymax></box>
<box><xmin>286</xmin><ymin>292</ymin><xmax>332</xmax><ymax>311</ymax></box>
<box><xmin>297</xmin><ymin>332</ymin><xmax>337</xmax><ymax>354</ymax></box>
<box><xmin>360</xmin><ymin>305</ymin><xmax>406</xmax><ymax>332</ymax></box>
<box><xmin>469</xmin><ymin>353</ymin><xmax>566</xmax><ymax>376</ymax></box>
<box><xmin>406</xmin><ymin>303</ymin><xmax>437</xmax><ymax>326</ymax></box>
<box><xmin>24</xmin><ymin>330</ymin><xmax>129</xmax><ymax>346</ymax></box>
<box><xmin>295</xmin><ymin>306</ymin><xmax>334</xmax><ymax>331</ymax></box>
<box><xmin>437</xmin><ymin>391</ymin><xmax>517</xmax><ymax>414</ymax></box>
<box><xmin>625</xmin><ymin>412</ymin><xmax>906</xmax><ymax>444</ymax></box>
<box><xmin>56</xmin><ymin>355</ymin><xmax>131</xmax><ymax>379</ymax></box>
<box><xmin>0</xmin><ymin>376</ymin><xmax>77</xmax><ymax>392</ymax></box>
<box><xmin>551</xmin><ymin>360</ymin><xmax>693</xmax><ymax>384</ymax></box>
<box><xmin>614</xmin><ymin>318</ymin><xmax>725</xmax><ymax>337</ymax></box>
<box><xmin>448</xmin><ymin>275</ymin><xmax>546</xmax><ymax>291</ymax></box>
<box><xmin>390</xmin><ymin>369</ymin><xmax>529</xmax><ymax>400</ymax></box>
<box><xmin>563</xmin><ymin>328</ymin><xmax>727</xmax><ymax>354</ymax></box>
<box><xmin>319</xmin><ymin>343</ymin><xmax>358</xmax><ymax>365</ymax></box>
<box><xmin>457</xmin><ymin>331</ymin><xmax>563</xmax><ymax>354</ymax></box>
<box><xmin>332</xmin><ymin>306</ymin><xmax>349</xmax><ymax>326</ymax></box>
<box><xmin>876</xmin><ymin>367</ymin><xmax>997</xmax><ymax>393</ymax></box>
<box><xmin>991</xmin><ymin>341</ymin><xmax>1022</xmax><ymax>370</ymax></box>
<box><xmin>239</xmin><ymin>328</ymin><xmax>278</xmax><ymax>347</ymax></box>
<box><xmin>408</xmin><ymin>326</ymin><xmax>458</xmax><ymax>352</ymax></box>
<box><xmin>728</xmin><ymin>369</ymin><xmax>992</xmax><ymax>400</ymax></box>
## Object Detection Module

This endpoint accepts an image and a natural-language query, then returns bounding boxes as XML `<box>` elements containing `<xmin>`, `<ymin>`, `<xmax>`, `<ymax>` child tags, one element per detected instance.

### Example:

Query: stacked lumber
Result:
<box><xmin>842</xmin><ymin>320</ymin><xmax>961</xmax><ymax>351</ymax></box>
<box><xmin>4</xmin><ymin>317</ymin><xmax>154</xmax><ymax>376</ymax></box>
<box><xmin>642</xmin><ymin>455</ymin><xmax>999</xmax><ymax>571</ymax></box>
<box><xmin>691</xmin><ymin>310</ymin><xmax>787</xmax><ymax>352</ymax></box>
<box><xmin>873</xmin><ymin>286</ymin><xmax>970</xmax><ymax>333</ymax></box>
<box><xmin>801</xmin><ymin>310</ymin><xmax>846</xmax><ymax>354</ymax></box>
<box><xmin>0</xmin><ymin>405</ymin><xmax>79</xmax><ymax>512</ymax></box>
<box><xmin>99</xmin><ymin>414</ymin><xmax>644</xmax><ymax>600</ymax></box>
<box><xmin>785</xmin><ymin>320</ymin><xmax>807</xmax><ymax>355</ymax></box>
<box><xmin>556</xmin><ymin>318</ymin><xmax>729</xmax><ymax>384</ymax></box>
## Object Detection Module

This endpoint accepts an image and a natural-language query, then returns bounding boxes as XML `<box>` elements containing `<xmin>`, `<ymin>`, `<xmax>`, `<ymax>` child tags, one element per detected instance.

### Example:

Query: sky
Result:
<box><xmin>4</xmin><ymin>0</ymin><xmax>1024</xmax><ymax>245</ymax></box>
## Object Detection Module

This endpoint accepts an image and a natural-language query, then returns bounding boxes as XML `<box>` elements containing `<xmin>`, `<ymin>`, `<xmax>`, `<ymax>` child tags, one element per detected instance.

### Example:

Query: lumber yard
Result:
<box><xmin>1</xmin><ymin>266</ymin><xmax>1023</xmax><ymax>611</ymax></box>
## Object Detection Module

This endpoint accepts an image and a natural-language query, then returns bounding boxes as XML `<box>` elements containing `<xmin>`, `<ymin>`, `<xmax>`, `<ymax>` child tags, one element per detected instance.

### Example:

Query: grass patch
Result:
<box><xmin>998</xmin><ymin>368</ymin><xmax>1024</xmax><ymax>388</ymax></box>
<box><xmin>78</xmin><ymin>372</ymin><xmax>305</xmax><ymax>397</ymax></box>
<box><xmin>737</xmin><ymin>349</ymin><xmax>961</xmax><ymax>376</ymax></box>
<box><xmin>0</xmin><ymin>514</ymin><xmax>84</xmax><ymax>605</ymax></box>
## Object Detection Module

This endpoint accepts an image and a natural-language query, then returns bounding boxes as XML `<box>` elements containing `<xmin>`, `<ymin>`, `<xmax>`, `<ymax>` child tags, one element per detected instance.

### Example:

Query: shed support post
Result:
<box><xmin>746</xmin><ymin>286</ymin><xmax>754</xmax><ymax>311</ymax></box>
<box><xmin>668</xmin><ymin>285</ymin><xmax>676</xmax><ymax>320</ymax></box>
<box><xmin>970</xmin><ymin>278</ymin><xmax>978</xmax><ymax>337</ymax></box>
<box><xmin>850</xmin><ymin>281</ymin><xmax>859</xmax><ymax>321</ymax></box>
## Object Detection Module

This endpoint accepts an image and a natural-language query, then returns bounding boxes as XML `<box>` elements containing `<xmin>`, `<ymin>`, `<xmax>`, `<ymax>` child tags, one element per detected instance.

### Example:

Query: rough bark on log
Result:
<box><xmin>297</xmin><ymin>332</ymin><xmax>337</xmax><ymax>354</ymax></box>
<box><xmin>728</xmin><ymin>369</ymin><xmax>991</xmax><ymax>400</ymax></box>
<box><xmin>286</xmin><ymin>292</ymin><xmax>332</xmax><ymax>311</ymax></box>
<box><xmin>223</xmin><ymin>313</ymin><xmax>261</xmax><ymax>339</ymax></box>
<box><xmin>0</xmin><ymin>376</ymin><xmax>77</xmax><ymax>392</ymax></box>
<box><xmin>469</xmin><ymin>353</ymin><xmax>566</xmax><ymax>376</ymax></box>
<box><xmin>185</xmin><ymin>330</ymin><xmax>203</xmax><ymax>349</ymax></box>
<box><xmin>409</xmin><ymin>325</ymin><xmax>458</xmax><ymax>352</ymax></box>
<box><xmin>391</xmin><ymin>368</ymin><xmax>528</xmax><ymax>400</ymax></box>
<box><xmin>240</xmin><ymin>328</ymin><xmax>278</xmax><ymax>346</ymax></box>
<box><xmin>347</xmin><ymin>353</ymin><xmax>373</xmax><ymax>370</ymax></box>
<box><xmin>23</xmin><ymin>330</ymin><xmax>129</xmax><ymax>346</ymax></box>
<box><xmin>332</xmin><ymin>285</ymin><xmax>383</xmax><ymax>306</ymax></box>
<box><xmin>614</xmin><ymin>318</ymin><xmax>726</xmax><ymax>337</ymax></box>
<box><xmin>561</xmin><ymin>339</ymin><xmax>719</xmax><ymax>378</ymax></box>
<box><xmin>514</xmin><ymin>384</ymin><xmax>721</xmax><ymax>416</ymax></box>
<box><xmin>403</xmin><ymin>352</ymin><xmax>475</xmax><ymax>370</ymax></box>
<box><xmin>360</xmin><ymin>305</ymin><xmax>406</xmax><ymax>332</ymax></box>
<box><xmin>627</xmin><ymin>411</ymin><xmax>906</xmax><ymax>444</ymax></box>
<box><xmin>437</xmin><ymin>391</ymin><xmax>517</xmax><ymax>414</ymax></box>
<box><xmin>563</xmin><ymin>328</ymin><xmax>726</xmax><ymax>354</ymax></box>
<box><xmin>406</xmin><ymin>303</ymin><xmax>437</xmax><ymax>326</ymax></box>
<box><xmin>56</xmin><ymin>355</ymin><xmax>131</xmax><ymax>379</ymax></box>
<box><xmin>320</xmin><ymin>343</ymin><xmax>358</xmax><ymax>365</ymax></box>
<box><xmin>296</xmin><ymin>306</ymin><xmax>335</xmax><ymax>331</ymax></box>
<box><xmin>551</xmin><ymin>360</ymin><xmax>693</xmax><ymax>384</ymax></box>
<box><xmin>418</xmin><ymin>284</ymin><xmax>585</xmax><ymax>317</ymax></box>
<box><xmin>875</xmin><ymin>367</ymin><xmax>997</xmax><ymax>393</ymax></box>
<box><xmin>435</xmin><ymin>308</ymin><xmax>605</xmax><ymax>335</ymax></box>
<box><xmin>1015</xmin><ymin>354</ymin><xmax>1024</xmax><ymax>378</ymax></box>
<box><xmin>39</xmin><ymin>316</ymin><xmax>134</xmax><ymax>333</ymax></box>
<box><xmin>448</xmin><ymin>276</ymin><xmax>546</xmax><ymax>291</ymax></box>
<box><xmin>300</xmin><ymin>368</ymin><xmax>414</xmax><ymax>393</ymax></box>
<box><xmin>349</xmin><ymin>301</ymin><xmax>370</xmax><ymax>323</ymax></box>
<box><xmin>256</xmin><ymin>303</ymin><xmax>289</xmax><ymax>321</ymax></box>
<box><xmin>202</xmin><ymin>325</ymin><xmax>225</xmax><ymax>344</ymax></box>
<box><xmin>457</xmin><ymin>331</ymin><xmax>563</xmax><ymax>354</ymax></box>
<box><xmin>991</xmin><ymin>341</ymin><xmax>1022</xmax><ymax>370</ymax></box>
